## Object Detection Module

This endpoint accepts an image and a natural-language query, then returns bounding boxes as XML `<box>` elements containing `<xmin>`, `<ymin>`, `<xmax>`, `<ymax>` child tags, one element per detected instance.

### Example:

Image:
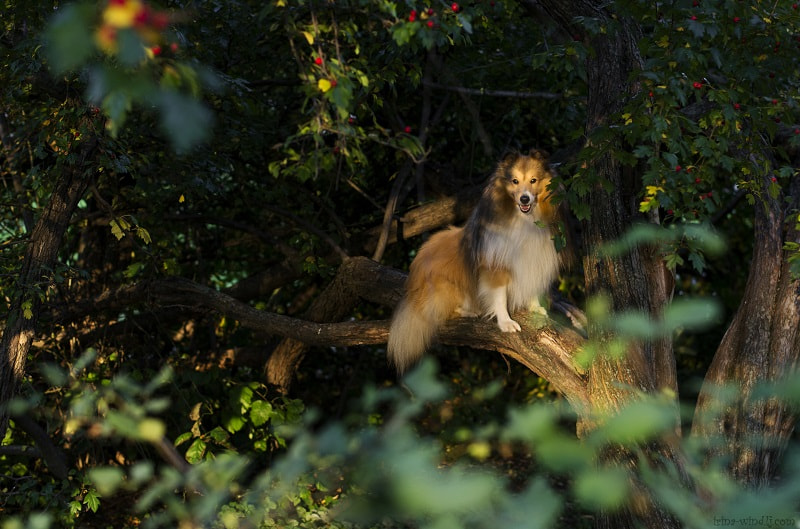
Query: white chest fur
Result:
<box><xmin>479</xmin><ymin>215</ymin><xmax>559</xmax><ymax>311</ymax></box>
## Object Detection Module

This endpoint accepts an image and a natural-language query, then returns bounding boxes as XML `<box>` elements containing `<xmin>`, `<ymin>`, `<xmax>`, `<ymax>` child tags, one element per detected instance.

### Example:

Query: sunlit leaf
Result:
<box><xmin>250</xmin><ymin>400</ymin><xmax>273</xmax><ymax>427</ymax></box>
<box><xmin>573</xmin><ymin>467</ymin><xmax>630</xmax><ymax>510</ymax></box>
<box><xmin>137</xmin><ymin>418</ymin><xmax>166</xmax><ymax>442</ymax></box>
<box><xmin>185</xmin><ymin>437</ymin><xmax>207</xmax><ymax>463</ymax></box>
<box><xmin>89</xmin><ymin>467</ymin><xmax>124</xmax><ymax>496</ymax></box>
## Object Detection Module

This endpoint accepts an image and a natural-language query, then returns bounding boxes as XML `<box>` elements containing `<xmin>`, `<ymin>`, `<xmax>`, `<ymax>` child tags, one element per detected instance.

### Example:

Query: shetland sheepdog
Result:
<box><xmin>387</xmin><ymin>149</ymin><xmax>564</xmax><ymax>373</ymax></box>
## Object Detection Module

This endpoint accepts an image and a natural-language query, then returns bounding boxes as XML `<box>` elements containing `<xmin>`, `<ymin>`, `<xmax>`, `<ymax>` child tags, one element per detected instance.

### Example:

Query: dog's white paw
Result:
<box><xmin>497</xmin><ymin>318</ymin><xmax>521</xmax><ymax>333</ymax></box>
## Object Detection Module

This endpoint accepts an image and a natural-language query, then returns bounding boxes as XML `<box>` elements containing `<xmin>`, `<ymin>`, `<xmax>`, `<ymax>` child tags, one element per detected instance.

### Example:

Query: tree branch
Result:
<box><xmin>141</xmin><ymin>263</ymin><xmax>587</xmax><ymax>407</ymax></box>
<box><xmin>422</xmin><ymin>80</ymin><xmax>564</xmax><ymax>100</ymax></box>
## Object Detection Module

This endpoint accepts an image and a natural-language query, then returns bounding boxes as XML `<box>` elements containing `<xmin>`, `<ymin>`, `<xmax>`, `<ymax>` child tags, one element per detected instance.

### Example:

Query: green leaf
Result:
<box><xmin>536</xmin><ymin>435</ymin><xmax>595</xmax><ymax>472</ymax></box>
<box><xmin>250</xmin><ymin>400</ymin><xmax>274</xmax><ymax>427</ymax></box>
<box><xmin>45</xmin><ymin>4</ymin><xmax>95</xmax><ymax>73</ymax></box>
<box><xmin>21</xmin><ymin>300</ymin><xmax>33</xmax><ymax>320</ymax></box>
<box><xmin>136</xmin><ymin>227</ymin><xmax>152</xmax><ymax>244</ymax></box>
<box><xmin>137</xmin><ymin>418</ymin><xmax>166</xmax><ymax>442</ymax></box>
<box><xmin>662</xmin><ymin>298</ymin><xmax>721</xmax><ymax>333</ymax></box>
<box><xmin>129</xmin><ymin>461</ymin><xmax>154</xmax><ymax>486</ymax></box>
<box><xmin>457</xmin><ymin>13</ymin><xmax>473</xmax><ymax>34</ymax></box>
<box><xmin>185</xmin><ymin>437</ymin><xmax>207</xmax><ymax>464</ymax></box>
<box><xmin>402</xmin><ymin>359</ymin><xmax>447</xmax><ymax>403</ymax></box>
<box><xmin>598</xmin><ymin>400</ymin><xmax>676</xmax><ymax>446</ymax></box>
<box><xmin>573</xmin><ymin>467</ymin><xmax>630</xmax><ymax>510</ymax></box>
<box><xmin>116</xmin><ymin>28</ymin><xmax>147</xmax><ymax>67</ymax></box>
<box><xmin>158</xmin><ymin>92</ymin><xmax>213</xmax><ymax>152</ymax></box>
<box><xmin>174</xmin><ymin>431</ymin><xmax>193</xmax><ymax>447</ymax></box>
<box><xmin>208</xmin><ymin>426</ymin><xmax>230</xmax><ymax>443</ymax></box>
<box><xmin>611</xmin><ymin>311</ymin><xmax>660</xmax><ymax>339</ymax></box>
<box><xmin>83</xmin><ymin>490</ymin><xmax>101</xmax><ymax>513</ymax></box>
<box><xmin>89</xmin><ymin>467</ymin><xmax>124</xmax><ymax>496</ymax></box>
<box><xmin>503</xmin><ymin>405</ymin><xmax>557</xmax><ymax>443</ymax></box>
<box><xmin>224</xmin><ymin>414</ymin><xmax>246</xmax><ymax>434</ymax></box>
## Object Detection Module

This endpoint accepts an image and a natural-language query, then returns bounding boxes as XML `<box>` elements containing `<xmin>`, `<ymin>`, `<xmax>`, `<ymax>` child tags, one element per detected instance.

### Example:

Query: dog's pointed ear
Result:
<box><xmin>501</xmin><ymin>150</ymin><xmax>520</xmax><ymax>165</ymax></box>
<box><xmin>528</xmin><ymin>148</ymin><xmax>550</xmax><ymax>161</ymax></box>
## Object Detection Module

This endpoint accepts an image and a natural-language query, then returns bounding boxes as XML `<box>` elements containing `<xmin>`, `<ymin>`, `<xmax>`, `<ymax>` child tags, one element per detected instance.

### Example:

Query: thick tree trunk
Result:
<box><xmin>534</xmin><ymin>2</ymin><xmax>684</xmax><ymax>527</ymax></box>
<box><xmin>692</xmin><ymin>166</ymin><xmax>800</xmax><ymax>486</ymax></box>
<box><xmin>0</xmin><ymin>142</ymin><xmax>95</xmax><ymax>440</ymax></box>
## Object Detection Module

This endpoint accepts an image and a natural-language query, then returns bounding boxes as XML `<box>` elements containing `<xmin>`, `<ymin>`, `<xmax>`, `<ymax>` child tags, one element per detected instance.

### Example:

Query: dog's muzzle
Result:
<box><xmin>518</xmin><ymin>193</ymin><xmax>534</xmax><ymax>214</ymax></box>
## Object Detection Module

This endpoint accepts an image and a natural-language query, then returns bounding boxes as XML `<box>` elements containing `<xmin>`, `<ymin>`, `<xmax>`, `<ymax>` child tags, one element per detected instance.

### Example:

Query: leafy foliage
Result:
<box><xmin>1</xmin><ymin>0</ymin><xmax>799</xmax><ymax>527</ymax></box>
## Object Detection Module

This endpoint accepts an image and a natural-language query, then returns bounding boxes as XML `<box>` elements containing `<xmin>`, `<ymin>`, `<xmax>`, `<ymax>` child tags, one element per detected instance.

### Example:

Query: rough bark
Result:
<box><xmin>533</xmin><ymin>2</ymin><xmax>684</xmax><ymax>527</ymax></box>
<box><xmin>692</xmin><ymin>167</ymin><xmax>800</xmax><ymax>486</ymax></box>
<box><xmin>0</xmin><ymin>141</ymin><xmax>96</xmax><ymax>440</ymax></box>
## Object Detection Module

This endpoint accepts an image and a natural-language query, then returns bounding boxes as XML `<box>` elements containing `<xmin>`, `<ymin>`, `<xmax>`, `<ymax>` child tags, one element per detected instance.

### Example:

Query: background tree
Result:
<box><xmin>1</xmin><ymin>0</ymin><xmax>799</xmax><ymax>528</ymax></box>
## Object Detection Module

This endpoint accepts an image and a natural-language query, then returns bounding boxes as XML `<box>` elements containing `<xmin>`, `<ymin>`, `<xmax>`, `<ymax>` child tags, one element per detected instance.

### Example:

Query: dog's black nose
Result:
<box><xmin>520</xmin><ymin>194</ymin><xmax>531</xmax><ymax>205</ymax></box>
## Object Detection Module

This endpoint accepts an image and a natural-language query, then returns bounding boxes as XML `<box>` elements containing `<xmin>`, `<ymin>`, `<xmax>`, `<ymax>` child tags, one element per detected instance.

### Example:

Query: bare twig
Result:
<box><xmin>423</xmin><ymin>80</ymin><xmax>563</xmax><ymax>100</ymax></box>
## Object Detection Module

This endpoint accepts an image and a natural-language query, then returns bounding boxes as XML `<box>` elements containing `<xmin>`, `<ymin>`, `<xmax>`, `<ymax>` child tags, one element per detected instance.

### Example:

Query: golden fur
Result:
<box><xmin>387</xmin><ymin>149</ymin><xmax>563</xmax><ymax>373</ymax></box>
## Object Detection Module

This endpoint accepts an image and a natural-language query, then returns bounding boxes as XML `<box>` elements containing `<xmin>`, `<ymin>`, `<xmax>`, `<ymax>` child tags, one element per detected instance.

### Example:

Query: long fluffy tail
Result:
<box><xmin>387</xmin><ymin>297</ymin><xmax>445</xmax><ymax>374</ymax></box>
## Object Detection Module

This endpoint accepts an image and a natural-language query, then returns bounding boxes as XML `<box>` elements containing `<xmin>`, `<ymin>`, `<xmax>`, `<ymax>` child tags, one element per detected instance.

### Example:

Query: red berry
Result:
<box><xmin>695</xmin><ymin>177</ymin><xmax>701</xmax><ymax>184</ymax></box>
<box><xmin>693</xmin><ymin>0</ymin><xmax>699</xmax><ymax>5</ymax></box>
<box><xmin>170</xmin><ymin>42</ymin><xmax>179</xmax><ymax>52</ymax></box>
<box><xmin>690</xmin><ymin>15</ymin><xmax>697</xmax><ymax>21</ymax></box>
<box><xmin>692</xmin><ymin>81</ymin><xmax>703</xmax><ymax>89</ymax></box>
<box><xmin>675</xmin><ymin>165</ymin><xmax>682</xmax><ymax>172</ymax></box>
<box><xmin>734</xmin><ymin>103</ymin><xmax>741</xmax><ymax>110</ymax></box>
<box><xmin>330</xmin><ymin>79</ymin><xmax>337</xmax><ymax>87</ymax></box>
<box><xmin>794</xmin><ymin>3</ymin><xmax>798</xmax><ymax>9</ymax></box>
<box><xmin>733</xmin><ymin>16</ymin><xmax>741</xmax><ymax>23</ymax></box>
<box><xmin>795</xmin><ymin>129</ymin><xmax>800</xmax><ymax>135</ymax></box>
<box><xmin>451</xmin><ymin>2</ymin><xmax>460</xmax><ymax>12</ymax></box>
<box><xmin>315</xmin><ymin>57</ymin><xmax>323</xmax><ymax>65</ymax></box>
<box><xmin>151</xmin><ymin>45</ymin><xmax>162</xmax><ymax>56</ymax></box>
<box><xmin>133</xmin><ymin>6</ymin><xmax>152</xmax><ymax>26</ymax></box>
<box><xmin>427</xmin><ymin>7</ymin><xmax>434</xmax><ymax>15</ymax></box>
<box><xmin>775</xmin><ymin>117</ymin><xmax>781</xmax><ymax>123</ymax></box>
<box><xmin>667</xmin><ymin>209</ymin><xmax>674</xmax><ymax>215</ymax></box>
<box><xmin>706</xmin><ymin>191</ymin><xmax>713</xmax><ymax>199</ymax></box>
<box><xmin>772</xmin><ymin>177</ymin><xmax>778</xmax><ymax>182</ymax></box>
<box><xmin>427</xmin><ymin>20</ymin><xmax>434</xmax><ymax>28</ymax></box>
<box><xmin>772</xmin><ymin>98</ymin><xmax>779</xmax><ymax>105</ymax></box>
<box><xmin>404</xmin><ymin>126</ymin><xmax>412</xmax><ymax>133</ymax></box>
<box><xmin>648</xmin><ymin>91</ymin><xmax>654</xmax><ymax>98</ymax></box>
<box><xmin>409</xmin><ymin>12</ymin><xmax>417</xmax><ymax>21</ymax></box>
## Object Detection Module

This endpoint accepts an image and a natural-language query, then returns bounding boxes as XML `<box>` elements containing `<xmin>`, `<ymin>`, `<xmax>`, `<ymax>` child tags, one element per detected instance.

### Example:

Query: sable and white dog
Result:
<box><xmin>387</xmin><ymin>149</ymin><xmax>563</xmax><ymax>373</ymax></box>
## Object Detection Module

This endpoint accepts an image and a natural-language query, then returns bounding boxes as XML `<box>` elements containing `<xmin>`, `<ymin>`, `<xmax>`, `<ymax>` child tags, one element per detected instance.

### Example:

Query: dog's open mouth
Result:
<box><xmin>518</xmin><ymin>203</ymin><xmax>532</xmax><ymax>214</ymax></box>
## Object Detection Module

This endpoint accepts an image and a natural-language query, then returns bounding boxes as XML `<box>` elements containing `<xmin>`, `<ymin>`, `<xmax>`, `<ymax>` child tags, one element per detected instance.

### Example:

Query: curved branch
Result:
<box><xmin>145</xmin><ymin>273</ymin><xmax>588</xmax><ymax>407</ymax></box>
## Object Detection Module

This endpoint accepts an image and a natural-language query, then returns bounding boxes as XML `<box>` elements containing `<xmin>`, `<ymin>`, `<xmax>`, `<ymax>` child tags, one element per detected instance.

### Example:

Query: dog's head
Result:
<box><xmin>497</xmin><ymin>149</ymin><xmax>554</xmax><ymax>219</ymax></box>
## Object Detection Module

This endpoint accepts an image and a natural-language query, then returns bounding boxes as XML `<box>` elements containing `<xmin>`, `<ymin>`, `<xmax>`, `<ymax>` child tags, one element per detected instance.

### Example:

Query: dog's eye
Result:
<box><xmin>512</xmin><ymin>178</ymin><xmax>519</xmax><ymax>185</ymax></box>
<box><xmin>530</xmin><ymin>178</ymin><xmax>537</xmax><ymax>184</ymax></box>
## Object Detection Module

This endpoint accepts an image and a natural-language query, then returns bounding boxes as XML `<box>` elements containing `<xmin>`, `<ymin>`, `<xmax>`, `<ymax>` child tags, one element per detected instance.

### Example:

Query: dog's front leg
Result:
<box><xmin>479</xmin><ymin>269</ymin><xmax>520</xmax><ymax>332</ymax></box>
<box><xmin>487</xmin><ymin>285</ymin><xmax>521</xmax><ymax>332</ymax></box>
